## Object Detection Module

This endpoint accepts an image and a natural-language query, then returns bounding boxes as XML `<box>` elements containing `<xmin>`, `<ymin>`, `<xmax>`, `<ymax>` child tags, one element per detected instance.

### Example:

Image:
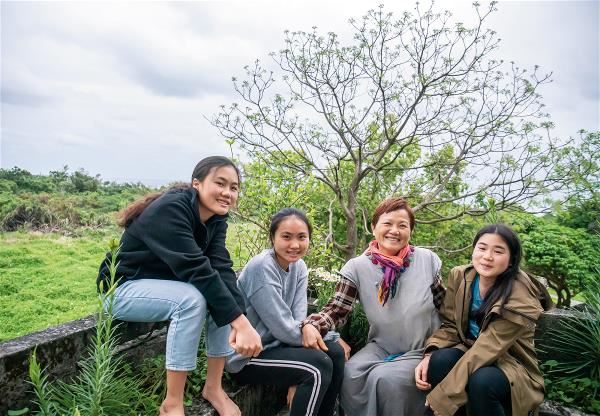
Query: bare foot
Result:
<box><xmin>159</xmin><ymin>400</ymin><xmax>185</xmax><ymax>416</ymax></box>
<box><xmin>202</xmin><ymin>386</ymin><xmax>241</xmax><ymax>416</ymax></box>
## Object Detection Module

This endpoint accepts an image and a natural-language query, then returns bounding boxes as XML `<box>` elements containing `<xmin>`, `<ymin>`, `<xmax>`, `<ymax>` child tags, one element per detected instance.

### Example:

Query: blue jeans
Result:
<box><xmin>106</xmin><ymin>279</ymin><xmax>233</xmax><ymax>371</ymax></box>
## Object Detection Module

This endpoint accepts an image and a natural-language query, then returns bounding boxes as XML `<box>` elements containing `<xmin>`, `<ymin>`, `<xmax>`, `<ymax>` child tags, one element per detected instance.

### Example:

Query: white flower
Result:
<box><xmin>308</xmin><ymin>267</ymin><xmax>340</xmax><ymax>283</ymax></box>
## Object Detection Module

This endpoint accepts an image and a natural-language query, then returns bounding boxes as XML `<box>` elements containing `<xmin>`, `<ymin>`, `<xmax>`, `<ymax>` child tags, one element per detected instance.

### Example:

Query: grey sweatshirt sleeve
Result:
<box><xmin>290</xmin><ymin>262</ymin><xmax>308</xmax><ymax>321</ymax></box>
<box><xmin>248</xmin><ymin>284</ymin><xmax>304</xmax><ymax>346</ymax></box>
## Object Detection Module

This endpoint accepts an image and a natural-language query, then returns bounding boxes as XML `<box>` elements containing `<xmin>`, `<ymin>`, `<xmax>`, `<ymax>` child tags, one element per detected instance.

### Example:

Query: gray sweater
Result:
<box><xmin>226</xmin><ymin>249</ymin><xmax>308</xmax><ymax>373</ymax></box>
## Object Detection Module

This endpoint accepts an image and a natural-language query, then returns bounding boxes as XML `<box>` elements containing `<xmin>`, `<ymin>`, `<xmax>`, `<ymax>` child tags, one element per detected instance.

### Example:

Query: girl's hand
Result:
<box><xmin>301</xmin><ymin>324</ymin><xmax>328</xmax><ymax>351</ymax></box>
<box><xmin>229</xmin><ymin>315</ymin><xmax>263</xmax><ymax>357</ymax></box>
<box><xmin>337</xmin><ymin>337</ymin><xmax>351</xmax><ymax>361</ymax></box>
<box><xmin>415</xmin><ymin>354</ymin><xmax>432</xmax><ymax>391</ymax></box>
<box><xmin>287</xmin><ymin>385</ymin><xmax>297</xmax><ymax>409</ymax></box>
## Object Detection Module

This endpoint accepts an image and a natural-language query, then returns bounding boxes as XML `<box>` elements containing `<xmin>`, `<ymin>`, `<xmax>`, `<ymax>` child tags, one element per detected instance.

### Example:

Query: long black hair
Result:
<box><xmin>473</xmin><ymin>224</ymin><xmax>523</xmax><ymax>324</ymax></box>
<box><xmin>269</xmin><ymin>208</ymin><xmax>313</xmax><ymax>244</ymax></box>
<box><xmin>118</xmin><ymin>156</ymin><xmax>240</xmax><ymax>227</ymax></box>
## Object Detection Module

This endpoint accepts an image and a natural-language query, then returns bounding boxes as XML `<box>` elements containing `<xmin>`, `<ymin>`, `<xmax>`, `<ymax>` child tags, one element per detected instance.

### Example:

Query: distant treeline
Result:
<box><xmin>0</xmin><ymin>166</ymin><xmax>154</xmax><ymax>232</ymax></box>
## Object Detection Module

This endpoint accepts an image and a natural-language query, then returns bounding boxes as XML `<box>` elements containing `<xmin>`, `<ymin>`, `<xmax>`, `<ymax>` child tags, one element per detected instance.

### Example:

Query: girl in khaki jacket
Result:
<box><xmin>415</xmin><ymin>224</ymin><xmax>549</xmax><ymax>416</ymax></box>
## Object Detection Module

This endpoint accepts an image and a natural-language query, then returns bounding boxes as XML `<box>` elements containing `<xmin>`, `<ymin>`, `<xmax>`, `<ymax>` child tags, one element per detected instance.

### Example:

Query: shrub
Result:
<box><xmin>540</xmin><ymin>274</ymin><xmax>600</xmax><ymax>413</ymax></box>
<box><xmin>1</xmin><ymin>199</ymin><xmax>60</xmax><ymax>231</ymax></box>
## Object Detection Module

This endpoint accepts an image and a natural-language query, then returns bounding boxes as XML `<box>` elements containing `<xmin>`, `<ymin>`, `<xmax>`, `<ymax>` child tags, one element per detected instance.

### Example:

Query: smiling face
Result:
<box><xmin>472</xmin><ymin>233</ymin><xmax>511</xmax><ymax>280</ymax></box>
<box><xmin>193</xmin><ymin>165</ymin><xmax>239</xmax><ymax>222</ymax></box>
<box><xmin>272</xmin><ymin>216</ymin><xmax>310</xmax><ymax>271</ymax></box>
<box><xmin>372</xmin><ymin>209</ymin><xmax>412</xmax><ymax>256</ymax></box>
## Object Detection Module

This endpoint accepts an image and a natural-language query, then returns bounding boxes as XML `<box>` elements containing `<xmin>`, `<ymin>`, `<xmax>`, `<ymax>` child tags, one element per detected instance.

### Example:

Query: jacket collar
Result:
<box><xmin>464</xmin><ymin>265</ymin><xmax>477</xmax><ymax>283</ymax></box>
<box><xmin>458</xmin><ymin>264</ymin><xmax>542</xmax><ymax>336</ymax></box>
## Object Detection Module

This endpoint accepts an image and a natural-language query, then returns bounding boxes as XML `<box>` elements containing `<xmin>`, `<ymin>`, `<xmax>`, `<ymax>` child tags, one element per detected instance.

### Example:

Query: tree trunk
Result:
<box><xmin>556</xmin><ymin>282</ymin><xmax>571</xmax><ymax>308</ymax></box>
<box><xmin>342</xmin><ymin>191</ymin><xmax>359</xmax><ymax>261</ymax></box>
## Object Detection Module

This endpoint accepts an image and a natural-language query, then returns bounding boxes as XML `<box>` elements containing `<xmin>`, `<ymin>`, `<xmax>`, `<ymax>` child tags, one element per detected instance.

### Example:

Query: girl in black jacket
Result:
<box><xmin>98</xmin><ymin>156</ymin><xmax>262</xmax><ymax>416</ymax></box>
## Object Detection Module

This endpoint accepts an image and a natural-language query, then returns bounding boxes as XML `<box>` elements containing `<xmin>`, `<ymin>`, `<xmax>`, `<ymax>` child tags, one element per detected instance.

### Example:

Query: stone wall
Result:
<box><xmin>0</xmin><ymin>308</ymin><xmax>589</xmax><ymax>415</ymax></box>
<box><xmin>0</xmin><ymin>316</ymin><xmax>168</xmax><ymax>414</ymax></box>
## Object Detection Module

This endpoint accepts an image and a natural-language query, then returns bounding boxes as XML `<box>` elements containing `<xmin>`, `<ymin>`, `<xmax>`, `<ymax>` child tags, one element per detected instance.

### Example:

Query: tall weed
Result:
<box><xmin>28</xmin><ymin>240</ymin><xmax>149</xmax><ymax>415</ymax></box>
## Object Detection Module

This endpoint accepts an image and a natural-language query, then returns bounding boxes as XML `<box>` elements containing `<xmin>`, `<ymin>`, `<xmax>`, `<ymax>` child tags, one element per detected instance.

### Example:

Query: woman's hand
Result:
<box><xmin>287</xmin><ymin>385</ymin><xmax>297</xmax><ymax>409</ymax></box>
<box><xmin>415</xmin><ymin>354</ymin><xmax>432</xmax><ymax>391</ymax></box>
<box><xmin>301</xmin><ymin>324</ymin><xmax>328</xmax><ymax>351</ymax></box>
<box><xmin>337</xmin><ymin>337</ymin><xmax>351</xmax><ymax>361</ymax></box>
<box><xmin>229</xmin><ymin>315</ymin><xmax>263</xmax><ymax>357</ymax></box>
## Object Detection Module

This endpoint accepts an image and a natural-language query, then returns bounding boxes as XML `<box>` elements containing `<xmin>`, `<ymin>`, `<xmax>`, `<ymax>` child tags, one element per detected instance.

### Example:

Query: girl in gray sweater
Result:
<box><xmin>226</xmin><ymin>208</ymin><xmax>345</xmax><ymax>416</ymax></box>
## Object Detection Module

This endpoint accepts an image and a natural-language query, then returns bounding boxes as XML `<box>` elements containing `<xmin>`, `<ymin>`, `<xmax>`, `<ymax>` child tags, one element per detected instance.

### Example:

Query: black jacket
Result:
<box><xmin>97</xmin><ymin>187</ymin><xmax>245</xmax><ymax>327</ymax></box>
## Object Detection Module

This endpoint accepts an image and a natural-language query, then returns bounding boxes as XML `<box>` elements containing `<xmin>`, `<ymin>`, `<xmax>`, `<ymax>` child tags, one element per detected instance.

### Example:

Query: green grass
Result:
<box><xmin>0</xmin><ymin>223</ymin><xmax>266</xmax><ymax>342</ymax></box>
<box><xmin>0</xmin><ymin>229</ymin><xmax>120</xmax><ymax>342</ymax></box>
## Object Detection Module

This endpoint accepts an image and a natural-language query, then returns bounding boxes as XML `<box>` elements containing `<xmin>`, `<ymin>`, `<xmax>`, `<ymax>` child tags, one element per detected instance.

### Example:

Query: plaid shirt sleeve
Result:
<box><xmin>302</xmin><ymin>275</ymin><xmax>358</xmax><ymax>336</ymax></box>
<box><xmin>430</xmin><ymin>270</ymin><xmax>446</xmax><ymax>310</ymax></box>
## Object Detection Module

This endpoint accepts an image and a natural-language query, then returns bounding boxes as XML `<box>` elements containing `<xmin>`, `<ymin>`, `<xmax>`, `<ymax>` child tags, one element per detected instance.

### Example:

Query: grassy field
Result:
<box><xmin>0</xmin><ymin>229</ymin><xmax>117</xmax><ymax>342</ymax></box>
<box><xmin>0</xmin><ymin>223</ymin><xmax>266</xmax><ymax>342</ymax></box>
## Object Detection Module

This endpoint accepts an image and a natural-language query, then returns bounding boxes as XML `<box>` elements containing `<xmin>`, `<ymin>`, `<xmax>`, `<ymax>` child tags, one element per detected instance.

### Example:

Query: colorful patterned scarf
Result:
<box><xmin>365</xmin><ymin>241</ymin><xmax>414</xmax><ymax>306</ymax></box>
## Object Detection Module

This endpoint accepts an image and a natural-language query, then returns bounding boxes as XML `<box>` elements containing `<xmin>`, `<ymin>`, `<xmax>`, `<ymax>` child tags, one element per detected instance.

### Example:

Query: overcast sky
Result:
<box><xmin>1</xmin><ymin>1</ymin><xmax>598</xmax><ymax>186</ymax></box>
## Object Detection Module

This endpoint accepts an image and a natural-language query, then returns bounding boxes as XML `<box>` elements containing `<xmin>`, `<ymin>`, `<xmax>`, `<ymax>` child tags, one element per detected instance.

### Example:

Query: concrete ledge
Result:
<box><xmin>0</xmin><ymin>308</ymin><xmax>591</xmax><ymax>415</ymax></box>
<box><xmin>0</xmin><ymin>315</ymin><xmax>167</xmax><ymax>414</ymax></box>
<box><xmin>534</xmin><ymin>308</ymin><xmax>584</xmax><ymax>363</ymax></box>
<box><xmin>0</xmin><ymin>315</ymin><xmax>286</xmax><ymax>416</ymax></box>
<box><xmin>539</xmin><ymin>400</ymin><xmax>596</xmax><ymax>416</ymax></box>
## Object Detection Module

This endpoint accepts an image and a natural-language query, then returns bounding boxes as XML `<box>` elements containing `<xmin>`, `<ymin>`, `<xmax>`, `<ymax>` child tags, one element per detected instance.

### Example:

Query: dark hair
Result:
<box><xmin>371</xmin><ymin>198</ymin><xmax>415</xmax><ymax>230</ymax></box>
<box><xmin>269</xmin><ymin>208</ymin><xmax>313</xmax><ymax>244</ymax></box>
<box><xmin>472</xmin><ymin>224</ymin><xmax>522</xmax><ymax>324</ymax></box>
<box><xmin>191</xmin><ymin>156</ymin><xmax>241</xmax><ymax>184</ymax></box>
<box><xmin>118</xmin><ymin>156</ymin><xmax>239</xmax><ymax>228</ymax></box>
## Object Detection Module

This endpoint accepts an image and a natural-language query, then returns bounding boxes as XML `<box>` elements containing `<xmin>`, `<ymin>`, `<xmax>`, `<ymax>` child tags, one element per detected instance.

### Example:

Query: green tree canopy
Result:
<box><xmin>522</xmin><ymin>220</ymin><xmax>599</xmax><ymax>307</ymax></box>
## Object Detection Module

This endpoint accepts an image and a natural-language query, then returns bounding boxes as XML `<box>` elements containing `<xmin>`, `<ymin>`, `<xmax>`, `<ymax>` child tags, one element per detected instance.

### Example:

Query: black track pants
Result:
<box><xmin>231</xmin><ymin>341</ymin><xmax>345</xmax><ymax>416</ymax></box>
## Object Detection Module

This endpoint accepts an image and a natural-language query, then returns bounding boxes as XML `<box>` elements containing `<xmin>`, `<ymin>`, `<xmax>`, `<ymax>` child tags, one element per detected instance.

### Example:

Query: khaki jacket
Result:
<box><xmin>425</xmin><ymin>265</ymin><xmax>545</xmax><ymax>416</ymax></box>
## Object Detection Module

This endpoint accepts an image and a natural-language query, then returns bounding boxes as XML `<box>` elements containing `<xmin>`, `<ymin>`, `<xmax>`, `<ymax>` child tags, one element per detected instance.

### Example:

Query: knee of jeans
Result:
<box><xmin>177</xmin><ymin>288</ymin><xmax>207</xmax><ymax>316</ymax></box>
<box><xmin>467</xmin><ymin>367</ymin><xmax>495</xmax><ymax>398</ymax></box>
<box><xmin>429</xmin><ymin>348</ymin><xmax>463</xmax><ymax>378</ymax></box>
<box><xmin>311</xmin><ymin>351</ymin><xmax>334</xmax><ymax>385</ymax></box>
<box><xmin>328</xmin><ymin>342</ymin><xmax>346</xmax><ymax>366</ymax></box>
<box><xmin>431</xmin><ymin>348</ymin><xmax>463</xmax><ymax>366</ymax></box>
<box><xmin>206</xmin><ymin>325</ymin><xmax>233</xmax><ymax>357</ymax></box>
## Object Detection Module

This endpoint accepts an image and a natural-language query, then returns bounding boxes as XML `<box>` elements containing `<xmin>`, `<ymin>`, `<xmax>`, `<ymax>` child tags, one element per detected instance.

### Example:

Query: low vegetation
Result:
<box><xmin>0</xmin><ymin>230</ymin><xmax>112</xmax><ymax>342</ymax></box>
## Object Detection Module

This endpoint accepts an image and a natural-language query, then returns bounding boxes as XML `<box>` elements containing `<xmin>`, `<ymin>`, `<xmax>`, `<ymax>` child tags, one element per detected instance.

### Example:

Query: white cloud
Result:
<box><xmin>1</xmin><ymin>1</ymin><xmax>598</xmax><ymax>184</ymax></box>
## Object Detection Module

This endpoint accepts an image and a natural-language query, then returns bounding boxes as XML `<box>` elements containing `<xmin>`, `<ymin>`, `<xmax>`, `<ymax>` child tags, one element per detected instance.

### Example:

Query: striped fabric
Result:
<box><xmin>245</xmin><ymin>358</ymin><xmax>322</xmax><ymax>416</ymax></box>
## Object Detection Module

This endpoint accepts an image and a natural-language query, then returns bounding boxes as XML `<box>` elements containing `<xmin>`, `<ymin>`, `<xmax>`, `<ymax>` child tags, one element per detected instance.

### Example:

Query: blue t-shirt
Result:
<box><xmin>468</xmin><ymin>274</ymin><xmax>483</xmax><ymax>338</ymax></box>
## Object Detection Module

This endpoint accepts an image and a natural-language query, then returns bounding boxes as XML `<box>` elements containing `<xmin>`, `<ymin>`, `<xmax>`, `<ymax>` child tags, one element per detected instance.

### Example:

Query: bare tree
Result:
<box><xmin>212</xmin><ymin>3</ymin><xmax>567</xmax><ymax>260</ymax></box>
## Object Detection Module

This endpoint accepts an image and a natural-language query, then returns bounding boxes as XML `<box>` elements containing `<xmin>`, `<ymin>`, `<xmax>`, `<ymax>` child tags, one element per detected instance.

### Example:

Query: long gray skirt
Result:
<box><xmin>340</xmin><ymin>342</ymin><xmax>429</xmax><ymax>416</ymax></box>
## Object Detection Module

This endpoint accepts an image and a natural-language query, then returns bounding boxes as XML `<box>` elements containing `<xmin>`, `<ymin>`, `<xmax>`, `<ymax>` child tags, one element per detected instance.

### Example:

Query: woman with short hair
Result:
<box><xmin>302</xmin><ymin>197</ymin><xmax>446</xmax><ymax>415</ymax></box>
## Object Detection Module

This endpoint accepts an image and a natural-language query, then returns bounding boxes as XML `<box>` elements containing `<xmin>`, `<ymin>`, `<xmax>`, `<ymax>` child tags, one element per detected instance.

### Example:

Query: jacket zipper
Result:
<box><xmin>459</xmin><ymin>274</ymin><xmax>468</xmax><ymax>343</ymax></box>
